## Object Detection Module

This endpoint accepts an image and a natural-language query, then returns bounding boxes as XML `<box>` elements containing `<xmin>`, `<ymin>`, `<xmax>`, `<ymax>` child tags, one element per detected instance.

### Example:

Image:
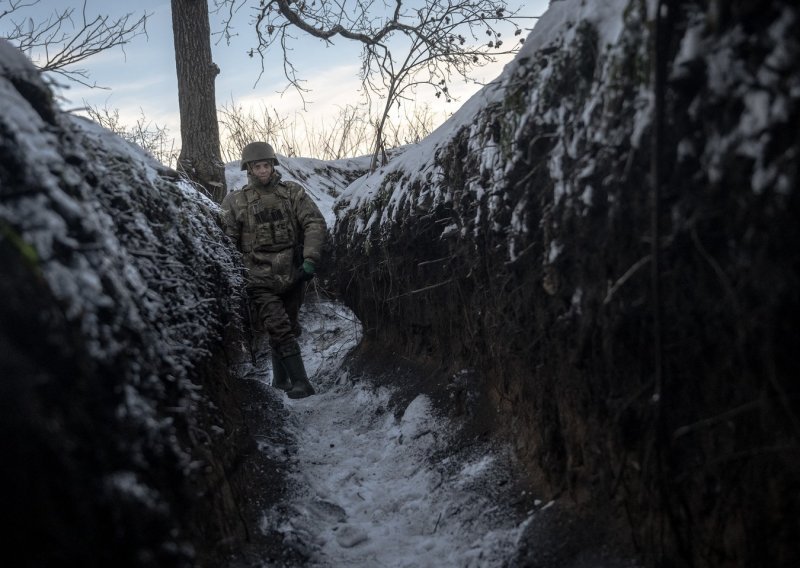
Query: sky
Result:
<box><xmin>11</xmin><ymin>0</ymin><xmax>549</xmax><ymax>157</ymax></box>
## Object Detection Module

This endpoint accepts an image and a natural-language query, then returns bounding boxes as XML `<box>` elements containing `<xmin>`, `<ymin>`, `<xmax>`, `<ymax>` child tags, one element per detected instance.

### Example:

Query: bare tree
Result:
<box><xmin>383</xmin><ymin>102</ymin><xmax>435</xmax><ymax>147</ymax></box>
<box><xmin>84</xmin><ymin>104</ymin><xmax>180</xmax><ymax>167</ymax></box>
<box><xmin>217</xmin><ymin>98</ymin><xmax>434</xmax><ymax>162</ymax></box>
<box><xmin>311</xmin><ymin>103</ymin><xmax>373</xmax><ymax>160</ymax></box>
<box><xmin>171</xmin><ymin>0</ymin><xmax>226</xmax><ymax>202</ymax></box>
<box><xmin>0</xmin><ymin>0</ymin><xmax>148</xmax><ymax>88</ymax></box>
<box><xmin>77</xmin><ymin>93</ymin><xmax>431</xmax><ymax>170</ymax></box>
<box><xmin>215</xmin><ymin>0</ymin><xmax>525</xmax><ymax>169</ymax></box>
<box><xmin>218</xmin><ymin>98</ymin><xmax>290</xmax><ymax>162</ymax></box>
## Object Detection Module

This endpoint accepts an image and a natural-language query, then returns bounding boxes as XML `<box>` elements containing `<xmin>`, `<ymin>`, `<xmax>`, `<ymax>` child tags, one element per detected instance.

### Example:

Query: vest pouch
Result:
<box><xmin>272</xmin><ymin>219</ymin><xmax>291</xmax><ymax>245</ymax></box>
<box><xmin>254</xmin><ymin>219</ymin><xmax>292</xmax><ymax>251</ymax></box>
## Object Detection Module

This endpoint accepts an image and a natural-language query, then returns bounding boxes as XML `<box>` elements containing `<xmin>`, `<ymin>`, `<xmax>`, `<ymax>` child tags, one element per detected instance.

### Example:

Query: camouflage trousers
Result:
<box><xmin>247</xmin><ymin>282</ymin><xmax>305</xmax><ymax>357</ymax></box>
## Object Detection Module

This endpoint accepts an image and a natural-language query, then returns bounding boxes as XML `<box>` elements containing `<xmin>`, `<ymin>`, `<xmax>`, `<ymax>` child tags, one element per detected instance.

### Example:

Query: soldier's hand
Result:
<box><xmin>301</xmin><ymin>259</ymin><xmax>316</xmax><ymax>281</ymax></box>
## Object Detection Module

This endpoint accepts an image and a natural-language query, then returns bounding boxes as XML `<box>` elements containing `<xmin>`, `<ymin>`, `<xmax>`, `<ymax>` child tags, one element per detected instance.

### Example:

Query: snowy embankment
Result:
<box><xmin>335</xmin><ymin>0</ymin><xmax>629</xmax><ymax>232</ymax></box>
<box><xmin>1</xmin><ymin>39</ymin><xmax>258</xmax><ymax>566</ymax></box>
<box><xmin>329</xmin><ymin>1</ymin><xmax>800</xmax><ymax>567</ymax></box>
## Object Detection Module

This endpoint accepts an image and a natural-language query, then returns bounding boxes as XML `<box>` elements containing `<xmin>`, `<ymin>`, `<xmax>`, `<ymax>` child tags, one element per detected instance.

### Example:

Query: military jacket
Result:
<box><xmin>221</xmin><ymin>172</ymin><xmax>326</xmax><ymax>292</ymax></box>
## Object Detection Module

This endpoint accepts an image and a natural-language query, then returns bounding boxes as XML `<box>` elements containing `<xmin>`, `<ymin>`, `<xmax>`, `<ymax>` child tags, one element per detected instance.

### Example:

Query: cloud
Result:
<box><xmin>232</xmin><ymin>62</ymin><xmax>365</xmax><ymax>120</ymax></box>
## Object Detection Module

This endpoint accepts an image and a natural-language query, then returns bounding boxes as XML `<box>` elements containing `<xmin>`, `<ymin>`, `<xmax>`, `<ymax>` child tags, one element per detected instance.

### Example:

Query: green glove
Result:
<box><xmin>301</xmin><ymin>259</ymin><xmax>316</xmax><ymax>281</ymax></box>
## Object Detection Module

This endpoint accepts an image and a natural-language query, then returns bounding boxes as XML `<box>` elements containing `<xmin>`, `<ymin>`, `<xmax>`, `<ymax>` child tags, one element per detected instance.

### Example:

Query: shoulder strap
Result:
<box><xmin>275</xmin><ymin>182</ymin><xmax>302</xmax><ymax>239</ymax></box>
<box><xmin>243</xmin><ymin>185</ymin><xmax>260</xmax><ymax>206</ymax></box>
<box><xmin>276</xmin><ymin>180</ymin><xmax>295</xmax><ymax>197</ymax></box>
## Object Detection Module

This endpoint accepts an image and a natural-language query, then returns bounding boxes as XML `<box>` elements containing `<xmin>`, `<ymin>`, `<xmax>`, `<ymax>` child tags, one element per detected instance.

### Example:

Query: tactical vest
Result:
<box><xmin>222</xmin><ymin>175</ymin><xmax>323</xmax><ymax>292</ymax></box>
<box><xmin>230</xmin><ymin>181</ymin><xmax>303</xmax><ymax>293</ymax></box>
<box><xmin>239</xmin><ymin>182</ymin><xmax>300</xmax><ymax>255</ymax></box>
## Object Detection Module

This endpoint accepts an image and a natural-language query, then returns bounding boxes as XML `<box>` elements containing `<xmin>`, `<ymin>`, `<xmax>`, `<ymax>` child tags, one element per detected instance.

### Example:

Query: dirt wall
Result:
<box><xmin>333</xmin><ymin>2</ymin><xmax>800</xmax><ymax>566</ymax></box>
<box><xmin>0</xmin><ymin>42</ymin><xmax>275</xmax><ymax>566</ymax></box>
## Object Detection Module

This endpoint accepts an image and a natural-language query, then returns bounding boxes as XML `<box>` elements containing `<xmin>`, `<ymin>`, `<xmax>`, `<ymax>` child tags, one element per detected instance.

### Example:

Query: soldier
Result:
<box><xmin>221</xmin><ymin>142</ymin><xmax>326</xmax><ymax>399</ymax></box>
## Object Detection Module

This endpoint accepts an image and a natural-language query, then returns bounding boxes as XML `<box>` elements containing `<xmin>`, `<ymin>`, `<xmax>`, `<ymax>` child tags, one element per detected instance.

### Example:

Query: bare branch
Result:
<box><xmin>81</xmin><ymin>103</ymin><xmax>179</xmax><ymax>167</ymax></box>
<box><xmin>0</xmin><ymin>0</ymin><xmax>149</xmax><ymax>88</ymax></box>
<box><xmin>219</xmin><ymin>0</ymin><xmax>525</xmax><ymax>166</ymax></box>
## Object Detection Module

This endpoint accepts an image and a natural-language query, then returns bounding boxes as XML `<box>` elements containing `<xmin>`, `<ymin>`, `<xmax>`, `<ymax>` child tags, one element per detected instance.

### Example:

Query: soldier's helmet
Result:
<box><xmin>241</xmin><ymin>141</ymin><xmax>279</xmax><ymax>170</ymax></box>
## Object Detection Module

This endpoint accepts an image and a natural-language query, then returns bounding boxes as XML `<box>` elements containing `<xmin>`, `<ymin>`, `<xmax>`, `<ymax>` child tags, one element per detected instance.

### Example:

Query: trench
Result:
<box><xmin>233</xmin><ymin>298</ymin><xmax>637</xmax><ymax>568</ymax></box>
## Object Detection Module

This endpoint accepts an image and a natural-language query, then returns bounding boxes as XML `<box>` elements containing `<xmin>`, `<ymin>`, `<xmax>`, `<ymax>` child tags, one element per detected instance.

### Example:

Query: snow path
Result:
<box><xmin>259</xmin><ymin>299</ymin><xmax>532</xmax><ymax>567</ymax></box>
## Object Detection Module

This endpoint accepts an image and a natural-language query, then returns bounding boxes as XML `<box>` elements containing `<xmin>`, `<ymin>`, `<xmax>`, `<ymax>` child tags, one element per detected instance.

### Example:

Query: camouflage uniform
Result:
<box><xmin>221</xmin><ymin>171</ymin><xmax>326</xmax><ymax>357</ymax></box>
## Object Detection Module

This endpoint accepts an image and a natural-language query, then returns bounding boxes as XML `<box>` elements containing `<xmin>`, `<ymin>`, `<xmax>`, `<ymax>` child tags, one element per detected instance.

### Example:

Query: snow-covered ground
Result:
<box><xmin>247</xmin><ymin>298</ymin><xmax>538</xmax><ymax>567</ymax></box>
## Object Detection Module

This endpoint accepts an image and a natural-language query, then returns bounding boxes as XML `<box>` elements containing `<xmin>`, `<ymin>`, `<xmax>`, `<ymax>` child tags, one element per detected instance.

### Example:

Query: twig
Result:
<box><xmin>432</xmin><ymin>511</ymin><xmax>443</xmax><ymax>534</ymax></box>
<box><xmin>385</xmin><ymin>278</ymin><xmax>454</xmax><ymax>301</ymax></box>
<box><xmin>417</xmin><ymin>256</ymin><xmax>454</xmax><ymax>267</ymax></box>
<box><xmin>671</xmin><ymin>400</ymin><xmax>762</xmax><ymax>440</ymax></box>
<box><xmin>706</xmin><ymin>444</ymin><xmax>800</xmax><ymax>467</ymax></box>
<box><xmin>603</xmin><ymin>255</ymin><xmax>651</xmax><ymax>305</ymax></box>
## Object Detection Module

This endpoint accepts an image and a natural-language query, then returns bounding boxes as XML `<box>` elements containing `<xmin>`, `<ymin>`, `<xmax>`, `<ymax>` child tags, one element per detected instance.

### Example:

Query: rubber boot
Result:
<box><xmin>271</xmin><ymin>352</ymin><xmax>291</xmax><ymax>391</ymax></box>
<box><xmin>282</xmin><ymin>352</ymin><xmax>315</xmax><ymax>399</ymax></box>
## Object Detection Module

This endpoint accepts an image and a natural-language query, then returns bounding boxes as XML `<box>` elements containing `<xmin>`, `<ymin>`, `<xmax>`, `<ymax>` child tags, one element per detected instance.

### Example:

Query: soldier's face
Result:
<box><xmin>250</xmin><ymin>160</ymin><xmax>273</xmax><ymax>183</ymax></box>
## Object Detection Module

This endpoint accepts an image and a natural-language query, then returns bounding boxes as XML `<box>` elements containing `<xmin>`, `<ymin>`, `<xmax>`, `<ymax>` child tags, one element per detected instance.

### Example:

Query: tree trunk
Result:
<box><xmin>171</xmin><ymin>0</ymin><xmax>226</xmax><ymax>203</ymax></box>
